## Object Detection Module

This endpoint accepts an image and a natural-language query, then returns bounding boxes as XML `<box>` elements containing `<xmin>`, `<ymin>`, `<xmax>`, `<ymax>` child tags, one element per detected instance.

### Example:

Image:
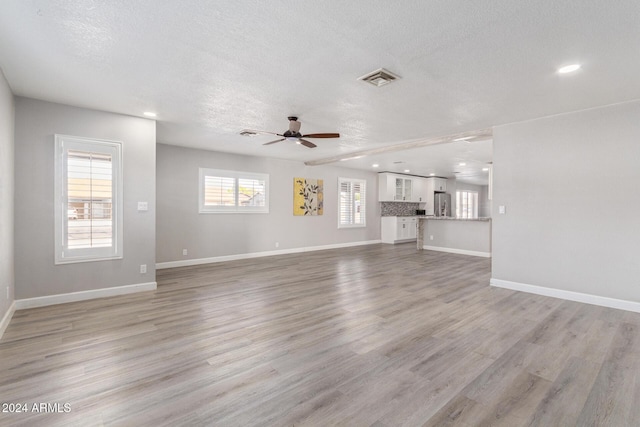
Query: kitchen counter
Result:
<box><xmin>417</xmin><ymin>216</ymin><xmax>491</xmax><ymax>222</ymax></box>
<box><xmin>417</xmin><ymin>217</ymin><xmax>492</xmax><ymax>256</ymax></box>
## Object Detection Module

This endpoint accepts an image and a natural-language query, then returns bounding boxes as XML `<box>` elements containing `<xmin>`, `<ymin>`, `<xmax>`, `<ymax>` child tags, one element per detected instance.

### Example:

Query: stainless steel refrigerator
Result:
<box><xmin>434</xmin><ymin>193</ymin><xmax>451</xmax><ymax>217</ymax></box>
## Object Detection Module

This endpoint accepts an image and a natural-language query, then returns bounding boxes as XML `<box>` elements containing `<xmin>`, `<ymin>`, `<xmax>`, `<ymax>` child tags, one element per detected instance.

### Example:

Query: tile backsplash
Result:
<box><xmin>381</xmin><ymin>202</ymin><xmax>420</xmax><ymax>216</ymax></box>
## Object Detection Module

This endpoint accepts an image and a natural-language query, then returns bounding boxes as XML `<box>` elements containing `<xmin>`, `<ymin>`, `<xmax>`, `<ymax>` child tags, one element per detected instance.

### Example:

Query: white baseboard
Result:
<box><xmin>157</xmin><ymin>240</ymin><xmax>382</xmax><ymax>269</ymax></box>
<box><xmin>490</xmin><ymin>278</ymin><xmax>640</xmax><ymax>313</ymax></box>
<box><xmin>15</xmin><ymin>282</ymin><xmax>157</xmax><ymax>310</ymax></box>
<box><xmin>422</xmin><ymin>245</ymin><xmax>491</xmax><ymax>258</ymax></box>
<box><xmin>0</xmin><ymin>301</ymin><xmax>16</xmax><ymax>340</ymax></box>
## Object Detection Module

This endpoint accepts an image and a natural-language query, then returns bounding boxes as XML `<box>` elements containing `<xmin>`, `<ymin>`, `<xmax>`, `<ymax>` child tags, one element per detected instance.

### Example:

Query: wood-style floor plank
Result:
<box><xmin>1</xmin><ymin>243</ymin><xmax>640</xmax><ymax>426</ymax></box>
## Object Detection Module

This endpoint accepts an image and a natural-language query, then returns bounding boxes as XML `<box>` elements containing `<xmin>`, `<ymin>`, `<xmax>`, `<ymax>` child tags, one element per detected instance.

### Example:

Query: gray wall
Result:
<box><xmin>14</xmin><ymin>98</ymin><xmax>156</xmax><ymax>299</ymax></box>
<box><xmin>0</xmin><ymin>70</ymin><xmax>14</xmax><ymax>319</ymax></box>
<box><xmin>156</xmin><ymin>143</ymin><xmax>380</xmax><ymax>263</ymax></box>
<box><xmin>492</xmin><ymin>100</ymin><xmax>640</xmax><ymax>302</ymax></box>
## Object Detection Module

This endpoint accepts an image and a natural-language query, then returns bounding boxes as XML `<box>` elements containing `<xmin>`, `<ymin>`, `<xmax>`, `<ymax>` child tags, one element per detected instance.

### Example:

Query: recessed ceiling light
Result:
<box><xmin>482</xmin><ymin>168</ymin><xmax>489</xmax><ymax>172</ymax></box>
<box><xmin>459</xmin><ymin>162</ymin><xmax>466</xmax><ymax>166</ymax></box>
<box><xmin>558</xmin><ymin>64</ymin><xmax>581</xmax><ymax>74</ymax></box>
<box><xmin>429</xmin><ymin>173</ymin><xmax>435</xmax><ymax>176</ymax></box>
<box><xmin>372</xmin><ymin>164</ymin><xmax>379</xmax><ymax>168</ymax></box>
<box><xmin>404</xmin><ymin>169</ymin><xmax>410</xmax><ymax>173</ymax></box>
<box><xmin>143</xmin><ymin>112</ymin><xmax>157</xmax><ymax>117</ymax></box>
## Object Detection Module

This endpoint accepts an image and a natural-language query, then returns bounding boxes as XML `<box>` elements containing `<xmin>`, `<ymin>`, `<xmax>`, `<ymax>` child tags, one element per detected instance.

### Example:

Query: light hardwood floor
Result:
<box><xmin>1</xmin><ymin>244</ymin><xmax>640</xmax><ymax>426</ymax></box>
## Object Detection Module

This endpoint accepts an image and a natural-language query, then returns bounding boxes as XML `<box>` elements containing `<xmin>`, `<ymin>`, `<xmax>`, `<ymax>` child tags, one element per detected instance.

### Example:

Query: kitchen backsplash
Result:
<box><xmin>380</xmin><ymin>202</ymin><xmax>420</xmax><ymax>216</ymax></box>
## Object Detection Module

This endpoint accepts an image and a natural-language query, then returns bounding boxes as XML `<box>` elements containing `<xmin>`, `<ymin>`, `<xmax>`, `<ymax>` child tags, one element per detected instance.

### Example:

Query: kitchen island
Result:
<box><xmin>417</xmin><ymin>217</ymin><xmax>492</xmax><ymax>257</ymax></box>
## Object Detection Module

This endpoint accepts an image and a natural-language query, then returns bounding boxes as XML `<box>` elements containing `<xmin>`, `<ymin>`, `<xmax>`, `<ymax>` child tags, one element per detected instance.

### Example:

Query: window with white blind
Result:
<box><xmin>54</xmin><ymin>135</ymin><xmax>123</xmax><ymax>264</ymax></box>
<box><xmin>199</xmin><ymin>168</ymin><xmax>269</xmax><ymax>213</ymax></box>
<box><xmin>456</xmin><ymin>190</ymin><xmax>479</xmax><ymax>219</ymax></box>
<box><xmin>338</xmin><ymin>178</ymin><xmax>366</xmax><ymax>228</ymax></box>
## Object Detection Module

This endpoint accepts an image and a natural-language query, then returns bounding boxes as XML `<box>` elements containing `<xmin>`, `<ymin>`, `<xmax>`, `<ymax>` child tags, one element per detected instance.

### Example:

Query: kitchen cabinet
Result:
<box><xmin>412</xmin><ymin>177</ymin><xmax>426</xmax><ymax>202</ymax></box>
<box><xmin>378</xmin><ymin>173</ymin><xmax>416</xmax><ymax>202</ymax></box>
<box><xmin>432</xmin><ymin>177</ymin><xmax>447</xmax><ymax>192</ymax></box>
<box><xmin>381</xmin><ymin>216</ymin><xmax>417</xmax><ymax>244</ymax></box>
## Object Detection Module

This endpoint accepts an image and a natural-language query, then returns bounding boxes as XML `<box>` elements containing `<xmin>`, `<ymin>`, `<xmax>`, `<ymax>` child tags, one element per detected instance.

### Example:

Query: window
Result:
<box><xmin>456</xmin><ymin>190</ymin><xmax>478</xmax><ymax>219</ymax></box>
<box><xmin>199</xmin><ymin>168</ymin><xmax>269</xmax><ymax>213</ymax></box>
<box><xmin>54</xmin><ymin>135</ymin><xmax>123</xmax><ymax>264</ymax></box>
<box><xmin>338</xmin><ymin>178</ymin><xmax>366</xmax><ymax>228</ymax></box>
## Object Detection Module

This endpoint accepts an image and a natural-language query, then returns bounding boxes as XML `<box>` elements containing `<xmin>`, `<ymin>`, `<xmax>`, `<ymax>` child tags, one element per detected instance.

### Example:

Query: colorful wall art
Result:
<box><xmin>293</xmin><ymin>178</ymin><xmax>323</xmax><ymax>216</ymax></box>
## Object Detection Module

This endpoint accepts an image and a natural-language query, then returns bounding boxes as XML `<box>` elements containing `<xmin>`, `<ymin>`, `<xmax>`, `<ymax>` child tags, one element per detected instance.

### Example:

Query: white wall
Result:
<box><xmin>0</xmin><ymin>69</ymin><xmax>15</xmax><ymax>326</ymax></box>
<box><xmin>156</xmin><ymin>143</ymin><xmax>380</xmax><ymax>263</ymax></box>
<box><xmin>14</xmin><ymin>98</ymin><xmax>156</xmax><ymax>299</ymax></box>
<box><xmin>492</xmin><ymin>100</ymin><xmax>640</xmax><ymax>303</ymax></box>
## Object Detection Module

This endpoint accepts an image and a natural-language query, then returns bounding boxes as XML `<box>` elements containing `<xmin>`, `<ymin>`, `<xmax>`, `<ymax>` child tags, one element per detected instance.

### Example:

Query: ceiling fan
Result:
<box><xmin>241</xmin><ymin>116</ymin><xmax>340</xmax><ymax>148</ymax></box>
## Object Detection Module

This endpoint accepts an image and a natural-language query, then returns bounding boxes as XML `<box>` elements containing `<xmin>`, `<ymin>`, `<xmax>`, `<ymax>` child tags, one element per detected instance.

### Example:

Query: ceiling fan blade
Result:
<box><xmin>263</xmin><ymin>138</ymin><xmax>286</xmax><ymax>145</ymax></box>
<box><xmin>298</xmin><ymin>138</ymin><xmax>317</xmax><ymax>148</ymax></box>
<box><xmin>244</xmin><ymin>129</ymin><xmax>283</xmax><ymax>136</ymax></box>
<box><xmin>302</xmin><ymin>133</ymin><xmax>340</xmax><ymax>138</ymax></box>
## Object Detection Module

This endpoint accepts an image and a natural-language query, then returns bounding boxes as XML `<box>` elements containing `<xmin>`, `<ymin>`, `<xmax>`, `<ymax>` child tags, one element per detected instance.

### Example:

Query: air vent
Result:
<box><xmin>358</xmin><ymin>68</ymin><xmax>400</xmax><ymax>87</ymax></box>
<box><xmin>240</xmin><ymin>130</ymin><xmax>258</xmax><ymax>136</ymax></box>
<box><xmin>392</xmin><ymin>161</ymin><xmax>405</xmax><ymax>164</ymax></box>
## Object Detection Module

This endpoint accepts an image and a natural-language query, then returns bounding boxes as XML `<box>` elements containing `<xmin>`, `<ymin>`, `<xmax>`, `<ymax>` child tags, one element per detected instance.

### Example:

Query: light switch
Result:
<box><xmin>498</xmin><ymin>205</ymin><xmax>506</xmax><ymax>214</ymax></box>
<box><xmin>137</xmin><ymin>202</ymin><xmax>148</xmax><ymax>212</ymax></box>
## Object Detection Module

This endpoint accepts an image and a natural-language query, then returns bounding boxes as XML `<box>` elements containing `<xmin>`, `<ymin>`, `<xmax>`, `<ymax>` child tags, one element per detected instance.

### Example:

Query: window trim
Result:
<box><xmin>199</xmin><ymin>168</ymin><xmax>269</xmax><ymax>214</ymax></box>
<box><xmin>54</xmin><ymin>134</ymin><xmax>123</xmax><ymax>264</ymax></box>
<box><xmin>338</xmin><ymin>177</ymin><xmax>367</xmax><ymax>229</ymax></box>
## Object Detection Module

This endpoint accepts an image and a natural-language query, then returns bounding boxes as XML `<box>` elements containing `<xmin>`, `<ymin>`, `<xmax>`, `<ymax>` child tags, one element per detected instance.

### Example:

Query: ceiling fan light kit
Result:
<box><xmin>241</xmin><ymin>116</ymin><xmax>340</xmax><ymax>149</ymax></box>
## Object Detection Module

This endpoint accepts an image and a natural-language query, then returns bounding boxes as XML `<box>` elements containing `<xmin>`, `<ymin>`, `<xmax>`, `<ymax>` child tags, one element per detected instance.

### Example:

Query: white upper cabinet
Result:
<box><xmin>433</xmin><ymin>177</ymin><xmax>447</xmax><ymax>192</ymax></box>
<box><xmin>378</xmin><ymin>173</ymin><xmax>445</xmax><ymax>204</ymax></box>
<box><xmin>379</xmin><ymin>173</ymin><xmax>415</xmax><ymax>202</ymax></box>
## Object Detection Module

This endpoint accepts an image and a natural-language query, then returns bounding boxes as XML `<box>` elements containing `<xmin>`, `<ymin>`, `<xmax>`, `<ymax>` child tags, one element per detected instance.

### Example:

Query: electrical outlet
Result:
<box><xmin>140</xmin><ymin>264</ymin><xmax>147</xmax><ymax>274</ymax></box>
<box><xmin>275</xmin><ymin>242</ymin><xmax>279</xmax><ymax>248</ymax></box>
<box><xmin>430</xmin><ymin>235</ymin><xmax>434</xmax><ymax>240</ymax></box>
<box><xmin>182</xmin><ymin>249</ymin><xmax>188</xmax><ymax>256</ymax></box>
<box><xmin>137</xmin><ymin>201</ymin><xmax>148</xmax><ymax>211</ymax></box>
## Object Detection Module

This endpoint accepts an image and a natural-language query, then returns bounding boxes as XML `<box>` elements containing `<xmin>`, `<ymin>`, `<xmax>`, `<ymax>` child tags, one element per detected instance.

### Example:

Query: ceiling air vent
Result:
<box><xmin>240</xmin><ymin>130</ymin><xmax>258</xmax><ymax>136</ymax></box>
<box><xmin>358</xmin><ymin>68</ymin><xmax>400</xmax><ymax>87</ymax></box>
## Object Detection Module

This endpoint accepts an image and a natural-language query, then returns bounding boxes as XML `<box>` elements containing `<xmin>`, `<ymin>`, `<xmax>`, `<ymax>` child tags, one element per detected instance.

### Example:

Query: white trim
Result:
<box><xmin>157</xmin><ymin>240</ymin><xmax>382</xmax><ymax>269</ymax></box>
<box><xmin>490</xmin><ymin>278</ymin><xmax>640</xmax><ymax>314</ymax></box>
<box><xmin>422</xmin><ymin>245</ymin><xmax>491</xmax><ymax>258</ymax></box>
<box><xmin>0</xmin><ymin>301</ymin><xmax>16</xmax><ymax>340</ymax></box>
<box><xmin>15</xmin><ymin>282</ymin><xmax>157</xmax><ymax>310</ymax></box>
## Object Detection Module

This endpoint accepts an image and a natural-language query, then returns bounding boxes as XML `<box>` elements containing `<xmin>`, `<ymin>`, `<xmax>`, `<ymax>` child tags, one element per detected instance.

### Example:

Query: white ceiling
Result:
<box><xmin>1</xmin><ymin>1</ymin><xmax>639</xmax><ymax>185</ymax></box>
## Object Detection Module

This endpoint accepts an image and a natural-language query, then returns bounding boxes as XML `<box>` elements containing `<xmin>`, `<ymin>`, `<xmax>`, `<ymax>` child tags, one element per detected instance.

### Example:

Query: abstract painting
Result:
<box><xmin>293</xmin><ymin>178</ymin><xmax>323</xmax><ymax>216</ymax></box>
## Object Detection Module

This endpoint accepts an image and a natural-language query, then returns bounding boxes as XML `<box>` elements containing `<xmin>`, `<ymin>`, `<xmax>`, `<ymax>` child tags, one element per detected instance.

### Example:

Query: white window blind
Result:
<box><xmin>199</xmin><ymin>168</ymin><xmax>269</xmax><ymax>213</ymax></box>
<box><xmin>338</xmin><ymin>178</ymin><xmax>366</xmax><ymax>228</ymax></box>
<box><xmin>456</xmin><ymin>190</ymin><xmax>478</xmax><ymax>219</ymax></box>
<box><xmin>55</xmin><ymin>135</ymin><xmax>123</xmax><ymax>264</ymax></box>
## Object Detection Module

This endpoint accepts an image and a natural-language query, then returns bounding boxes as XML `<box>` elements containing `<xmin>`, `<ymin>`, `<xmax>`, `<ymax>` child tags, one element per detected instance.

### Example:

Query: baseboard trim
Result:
<box><xmin>15</xmin><ymin>282</ymin><xmax>157</xmax><ymax>310</ymax></box>
<box><xmin>0</xmin><ymin>301</ymin><xmax>16</xmax><ymax>340</ymax></box>
<box><xmin>157</xmin><ymin>240</ymin><xmax>383</xmax><ymax>269</ymax></box>
<box><xmin>422</xmin><ymin>245</ymin><xmax>491</xmax><ymax>258</ymax></box>
<box><xmin>490</xmin><ymin>278</ymin><xmax>640</xmax><ymax>313</ymax></box>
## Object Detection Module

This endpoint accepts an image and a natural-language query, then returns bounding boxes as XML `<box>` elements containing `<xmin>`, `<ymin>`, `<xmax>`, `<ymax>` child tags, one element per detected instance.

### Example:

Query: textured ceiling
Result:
<box><xmin>1</xmin><ymin>1</ymin><xmax>639</xmax><ymax>184</ymax></box>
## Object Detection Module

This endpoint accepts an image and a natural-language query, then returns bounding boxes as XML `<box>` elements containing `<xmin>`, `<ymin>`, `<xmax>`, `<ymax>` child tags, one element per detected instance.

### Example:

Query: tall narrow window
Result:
<box><xmin>199</xmin><ymin>168</ymin><xmax>269</xmax><ymax>213</ymax></box>
<box><xmin>456</xmin><ymin>190</ymin><xmax>478</xmax><ymax>219</ymax></box>
<box><xmin>338</xmin><ymin>178</ymin><xmax>366</xmax><ymax>228</ymax></box>
<box><xmin>55</xmin><ymin>135</ymin><xmax>123</xmax><ymax>264</ymax></box>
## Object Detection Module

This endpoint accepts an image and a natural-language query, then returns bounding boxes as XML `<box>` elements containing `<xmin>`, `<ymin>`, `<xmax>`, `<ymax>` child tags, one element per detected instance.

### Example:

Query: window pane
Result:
<box><xmin>339</xmin><ymin>179</ymin><xmax>366</xmax><ymax>227</ymax></box>
<box><xmin>204</xmin><ymin>176</ymin><xmax>236</xmax><ymax>206</ymax></box>
<box><xmin>67</xmin><ymin>150</ymin><xmax>113</xmax><ymax>249</ymax></box>
<box><xmin>238</xmin><ymin>178</ymin><xmax>266</xmax><ymax>207</ymax></box>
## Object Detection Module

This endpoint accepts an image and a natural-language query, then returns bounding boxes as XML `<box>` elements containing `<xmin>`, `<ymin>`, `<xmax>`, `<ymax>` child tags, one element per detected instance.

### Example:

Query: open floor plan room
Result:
<box><xmin>2</xmin><ymin>245</ymin><xmax>639</xmax><ymax>426</ymax></box>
